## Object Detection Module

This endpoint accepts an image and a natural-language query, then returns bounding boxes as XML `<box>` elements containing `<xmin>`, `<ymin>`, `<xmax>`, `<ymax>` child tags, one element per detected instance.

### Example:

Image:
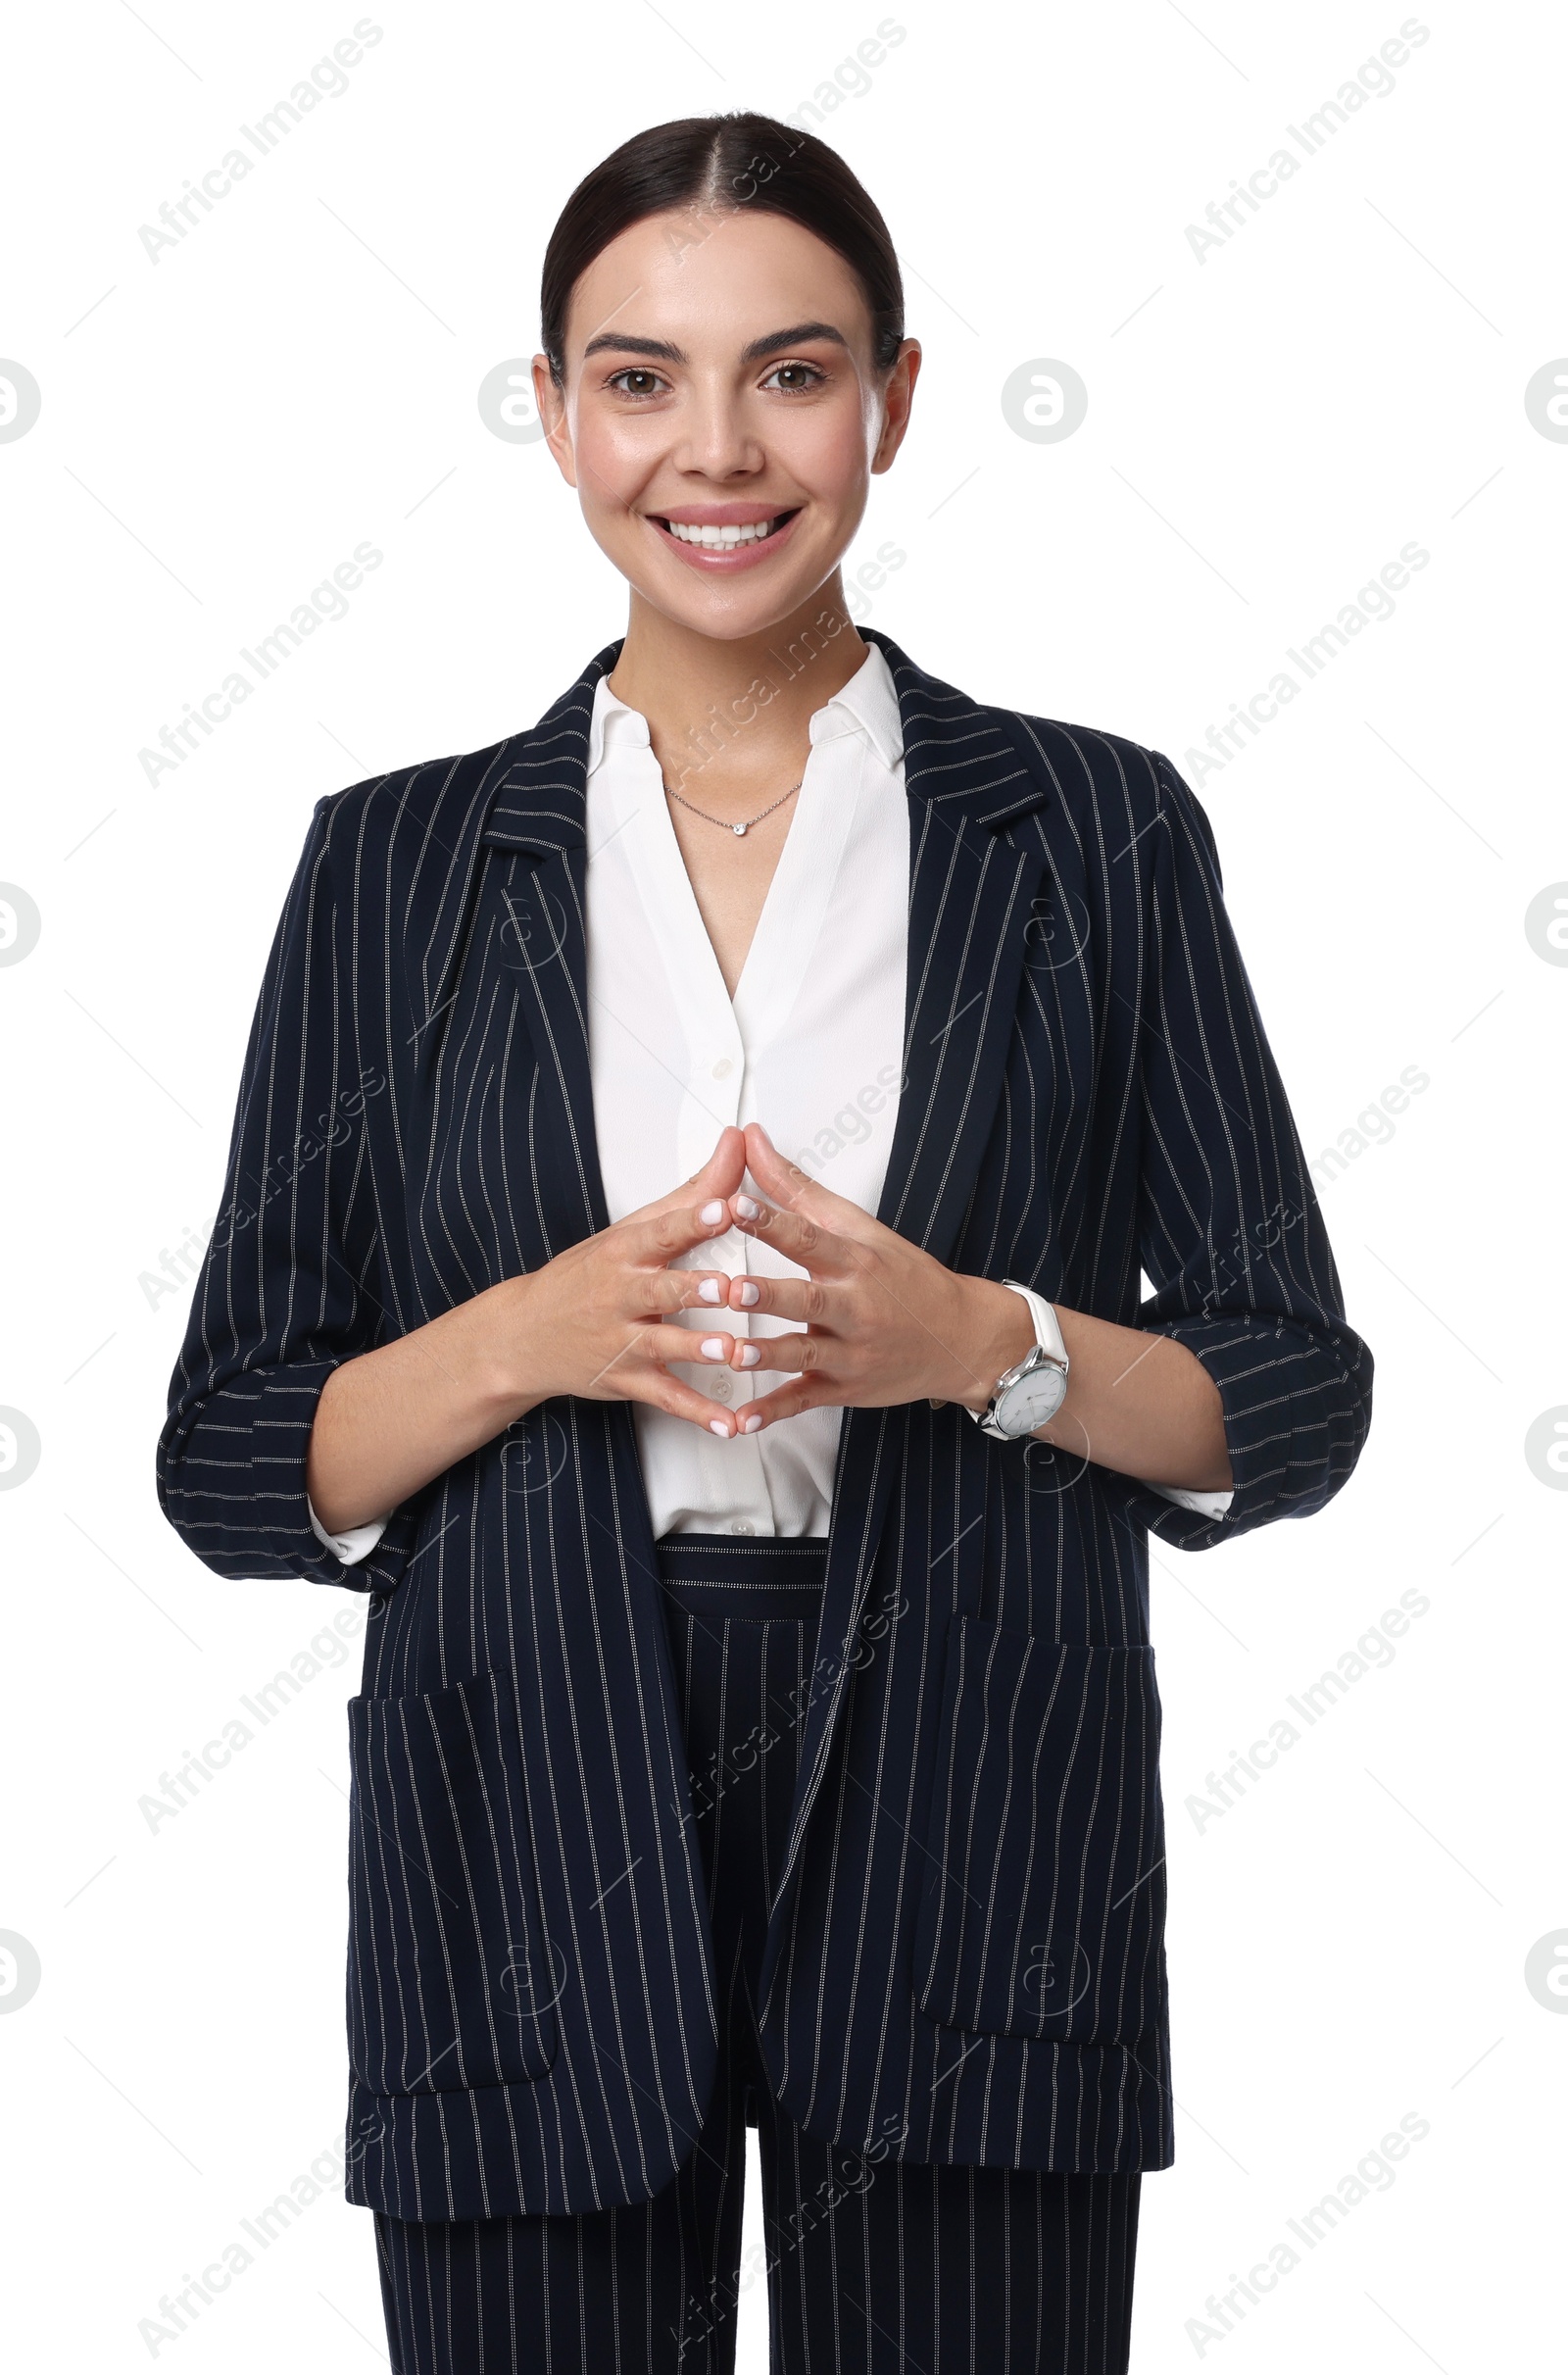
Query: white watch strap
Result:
<box><xmin>1000</xmin><ymin>1280</ymin><xmax>1068</xmax><ymax>1367</ymax></box>
<box><xmin>967</xmin><ymin>1281</ymin><xmax>1068</xmax><ymax>1430</ymax></box>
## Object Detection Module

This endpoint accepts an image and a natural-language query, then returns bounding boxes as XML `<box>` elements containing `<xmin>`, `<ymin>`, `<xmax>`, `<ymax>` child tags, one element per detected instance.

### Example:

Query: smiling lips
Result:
<box><xmin>647</xmin><ymin>506</ymin><xmax>802</xmax><ymax>569</ymax></box>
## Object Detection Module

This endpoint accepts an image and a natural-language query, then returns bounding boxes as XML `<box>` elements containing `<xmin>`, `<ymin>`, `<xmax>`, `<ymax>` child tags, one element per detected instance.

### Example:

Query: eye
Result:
<box><xmin>605</xmin><ymin>368</ymin><xmax>669</xmax><ymax>400</ymax></box>
<box><xmin>761</xmin><ymin>361</ymin><xmax>827</xmax><ymax>395</ymax></box>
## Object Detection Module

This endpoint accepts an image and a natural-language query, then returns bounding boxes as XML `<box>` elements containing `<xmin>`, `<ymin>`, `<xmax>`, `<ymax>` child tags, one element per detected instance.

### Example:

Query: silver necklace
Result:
<box><xmin>663</xmin><ymin>776</ymin><xmax>803</xmax><ymax>837</ymax></box>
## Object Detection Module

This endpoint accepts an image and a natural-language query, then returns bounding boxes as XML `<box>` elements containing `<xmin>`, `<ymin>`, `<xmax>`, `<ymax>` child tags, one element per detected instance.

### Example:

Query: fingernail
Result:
<box><xmin>700</xmin><ymin>1337</ymin><xmax>725</xmax><ymax>1360</ymax></box>
<box><xmin>700</xmin><ymin>1200</ymin><xmax>725</xmax><ymax>1224</ymax></box>
<box><xmin>737</xmin><ymin>1279</ymin><xmax>760</xmax><ymax>1307</ymax></box>
<box><xmin>709</xmin><ymin>1418</ymin><xmax>731</xmax><ymax>1438</ymax></box>
<box><xmin>737</xmin><ymin>1344</ymin><xmax>760</xmax><ymax>1367</ymax></box>
<box><xmin>734</xmin><ymin>1195</ymin><xmax>761</xmax><ymax>1220</ymax></box>
<box><xmin>741</xmin><ymin>1413</ymin><xmax>762</xmax><ymax>1433</ymax></box>
<box><xmin>697</xmin><ymin>1279</ymin><xmax>721</xmax><ymax>1305</ymax></box>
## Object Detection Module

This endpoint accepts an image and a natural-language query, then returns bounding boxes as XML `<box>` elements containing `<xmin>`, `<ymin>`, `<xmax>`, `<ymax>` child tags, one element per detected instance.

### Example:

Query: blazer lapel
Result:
<box><xmin>863</xmin><ymin>628</ymin><xmax>1054</xmax><ymax>1263</ymax></box>
<box><xmin>761</xmin><ymin>628</ymin><xmax>1054</xmax><ymax>1952</ymax></box>
<box><xmin>480</xmin><ymin>639</ymin><xmax>624</xmax><ymax>1253</ymax></box>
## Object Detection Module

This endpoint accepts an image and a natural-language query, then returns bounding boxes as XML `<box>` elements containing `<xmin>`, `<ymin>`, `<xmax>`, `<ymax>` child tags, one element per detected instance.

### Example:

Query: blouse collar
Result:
<box><xmin>586</xmin><ymin>634</ymin><xmax>905</xmax><ymax>780</ymax></box>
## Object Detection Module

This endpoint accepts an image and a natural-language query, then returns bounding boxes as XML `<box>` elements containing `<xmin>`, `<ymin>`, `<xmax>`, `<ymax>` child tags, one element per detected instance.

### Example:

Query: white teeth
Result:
<box><xmin>662</xmin><ymin>515</ymin><xmax>786</xmax><ymax>547</ymax></box>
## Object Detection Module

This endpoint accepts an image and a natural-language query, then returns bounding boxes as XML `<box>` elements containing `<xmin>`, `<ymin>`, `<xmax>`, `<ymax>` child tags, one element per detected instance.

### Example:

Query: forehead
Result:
<box><xmin>564</xmin><ymin>207</ymin><xmax>872</xmax><ymax>354</ymax></box>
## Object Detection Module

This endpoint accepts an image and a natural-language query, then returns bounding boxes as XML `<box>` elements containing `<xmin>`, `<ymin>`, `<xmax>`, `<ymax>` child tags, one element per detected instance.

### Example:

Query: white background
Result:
<box><xmin>1</xmin><ymin>1</ymin><xmax>1563</xmax><ymax>2366</ymax></box>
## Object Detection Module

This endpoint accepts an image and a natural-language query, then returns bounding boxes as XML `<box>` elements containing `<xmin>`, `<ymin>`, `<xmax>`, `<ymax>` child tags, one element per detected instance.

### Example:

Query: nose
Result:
<box><xmin>670</xmin><ymin>375</ymin><xmax>766</xmax><ymax>481</ymax></box>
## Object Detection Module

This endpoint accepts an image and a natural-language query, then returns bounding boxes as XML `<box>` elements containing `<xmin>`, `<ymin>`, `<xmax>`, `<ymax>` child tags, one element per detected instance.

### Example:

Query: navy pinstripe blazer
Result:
<box><xmin>158</xmin><ymin>625</ymin><xmax>1371</xmax><ymax>2223</ymax></box>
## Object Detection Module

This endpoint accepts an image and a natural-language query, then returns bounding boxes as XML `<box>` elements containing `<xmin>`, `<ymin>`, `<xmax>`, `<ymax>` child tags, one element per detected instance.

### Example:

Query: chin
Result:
<box><xmin>632</xmin><ymin>570</ymin><xmax>829</xmax><ymax>642</ymax></box>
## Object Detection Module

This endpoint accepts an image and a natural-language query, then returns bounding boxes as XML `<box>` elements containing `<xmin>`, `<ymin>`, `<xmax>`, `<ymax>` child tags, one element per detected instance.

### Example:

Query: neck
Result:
<box><xmin>606</xmin><ymin>574</ymin><xmax>869</xmax><ymax>809</ymax></box>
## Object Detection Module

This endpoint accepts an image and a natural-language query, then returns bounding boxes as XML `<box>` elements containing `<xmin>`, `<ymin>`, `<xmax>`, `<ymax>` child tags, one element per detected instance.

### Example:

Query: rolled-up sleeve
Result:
<box><xmin>157</xmin><ymin>797</ymin><xmax>418</xmax><ymax>1592</ymax></box>
<box><xmin>1103</xmin><ymin>752</ymin><xmax>1373</xmax><ymax>1551</ymax></box>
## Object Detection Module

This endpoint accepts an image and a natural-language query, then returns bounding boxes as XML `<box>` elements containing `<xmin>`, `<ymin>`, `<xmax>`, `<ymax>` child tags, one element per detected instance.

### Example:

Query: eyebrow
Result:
<box><xmin>579</xmin><ymin>321</ymin><xmax>851</xmax><ymax>366</ymax></box>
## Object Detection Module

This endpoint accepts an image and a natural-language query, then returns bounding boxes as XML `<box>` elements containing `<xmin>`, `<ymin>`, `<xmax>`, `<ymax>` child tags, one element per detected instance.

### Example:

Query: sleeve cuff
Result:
<box><xmin>307</xmin><ymin>1494</ymin><xmax>390</xmax><ymax>1566</ymax></box>
<box><xmin>1142</xmin><ymin>1480</ymin><xmax>1235</xmax><ymax>1519</ymax></box>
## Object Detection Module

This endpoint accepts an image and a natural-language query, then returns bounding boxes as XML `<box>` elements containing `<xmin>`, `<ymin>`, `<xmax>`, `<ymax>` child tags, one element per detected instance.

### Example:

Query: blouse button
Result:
<box><xmin>731</xmin><ymin>1519</ymin><xmax>755</xmax><ymax>1535</ymax></box>
<box><xmin>710</xmin><ymin>1373</ymin><xmax>733</xmax><ymax>1402</ymax></box>
<box><xmin>711</xmin><ymin>1056</ymin><xmax>734</xmax><ymax>1079</ymax></box>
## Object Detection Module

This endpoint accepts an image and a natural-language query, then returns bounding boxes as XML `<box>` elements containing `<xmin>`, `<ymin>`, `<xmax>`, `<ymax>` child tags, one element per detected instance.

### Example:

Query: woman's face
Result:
<box><xmin>535</xmin><ymin>206</ymin><xmax>918</xmax><ymax>641</ymax></box>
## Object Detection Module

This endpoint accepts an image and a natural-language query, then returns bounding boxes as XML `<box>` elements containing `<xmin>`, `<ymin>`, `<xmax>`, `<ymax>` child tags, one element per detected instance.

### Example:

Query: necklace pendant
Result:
<box><xmin>733</xmin><ymin>821</ymin><xmax>747</xmax><ymax>836</ymax></box>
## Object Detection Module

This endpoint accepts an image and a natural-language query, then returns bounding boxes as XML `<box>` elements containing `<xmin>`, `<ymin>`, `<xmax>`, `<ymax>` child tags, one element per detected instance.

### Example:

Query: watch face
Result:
<box><xmin>997</xmin><ymin>1364</ymin><xmax>1068</xmax><ymax>1436</ymax></box>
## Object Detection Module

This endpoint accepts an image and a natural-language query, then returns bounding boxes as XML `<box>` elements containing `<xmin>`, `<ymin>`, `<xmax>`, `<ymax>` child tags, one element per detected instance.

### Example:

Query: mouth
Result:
<box><xmin>645</xmin><ymin>508</ymin><xmax>803</xmax><ymax>569</ymax></box>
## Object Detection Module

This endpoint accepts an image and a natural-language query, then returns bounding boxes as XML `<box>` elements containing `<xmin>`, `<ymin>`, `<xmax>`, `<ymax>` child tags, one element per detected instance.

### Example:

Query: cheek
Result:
<box><xmin>570</xmin><ymin>409</ymin><xmax>662</xmax><ymax>517</ymax></box>
<box><xmin>777</xmin><ymin>400</ymin><xmax>872</xmax><ymax>504</ymax></box>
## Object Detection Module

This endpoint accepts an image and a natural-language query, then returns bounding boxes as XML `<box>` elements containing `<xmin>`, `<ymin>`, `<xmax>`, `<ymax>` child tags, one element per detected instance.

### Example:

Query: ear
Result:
<box><xmin>533</xmin><ymin>353</ymin><xmax>577</xmax><ymax>488</ymax></box>
<box><xmin>871</xmin><ymin>339</ymin><xmax>922</xmax><ymax>475</ymax></box>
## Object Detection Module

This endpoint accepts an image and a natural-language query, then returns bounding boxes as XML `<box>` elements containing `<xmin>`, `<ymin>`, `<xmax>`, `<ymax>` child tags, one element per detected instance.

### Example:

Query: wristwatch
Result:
<box><xmin>969</xmin><ymin>1281</ymin><xmax>1070</xmax><ymax>1441</ymax></box>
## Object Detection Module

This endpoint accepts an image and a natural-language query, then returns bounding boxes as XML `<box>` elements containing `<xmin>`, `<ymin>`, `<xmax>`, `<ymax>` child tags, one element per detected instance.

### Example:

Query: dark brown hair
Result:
<box><xmin>540</xmin><ymin>113</ymin><xmax>905</xmax><ymax>384</ymax></box>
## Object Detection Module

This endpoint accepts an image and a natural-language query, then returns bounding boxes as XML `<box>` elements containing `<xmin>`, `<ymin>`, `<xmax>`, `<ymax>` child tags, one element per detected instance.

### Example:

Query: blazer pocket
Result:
<box><xmin>346</xmin><ymin>1668</ymin><xmax>558</xmax><ymax>2095</ymax></box>
<box><xmin>912</xmin><ymin>1617</ymin><xmax>1166</xmax><ymax>2045</ymax></box>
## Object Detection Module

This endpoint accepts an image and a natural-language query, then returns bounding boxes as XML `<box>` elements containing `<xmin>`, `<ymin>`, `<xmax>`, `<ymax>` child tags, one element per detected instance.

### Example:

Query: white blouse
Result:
<box><xmin>584</xmin><ymin>639</ymin><xmax>909</xmax><ymax>1539</ymax></box>
<box><xmin>310</xmin><ymin>639</ymin><xmax>1229</xmax><ymax>1559</ymax></box>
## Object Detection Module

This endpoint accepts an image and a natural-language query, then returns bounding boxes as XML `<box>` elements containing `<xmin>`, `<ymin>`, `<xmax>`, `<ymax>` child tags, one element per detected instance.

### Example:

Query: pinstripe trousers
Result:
<box><xmin>374</xmin><ymin>1537</ymin><xmax>1141</xmax><ymax>2373</ymax></box>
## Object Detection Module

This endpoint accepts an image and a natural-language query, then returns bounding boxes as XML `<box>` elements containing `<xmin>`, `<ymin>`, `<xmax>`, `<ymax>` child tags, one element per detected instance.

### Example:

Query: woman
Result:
<box><xmin>159</xmin><ymin>112</ymin><xmax>1372</xmax><ymax>2374</ymax></box>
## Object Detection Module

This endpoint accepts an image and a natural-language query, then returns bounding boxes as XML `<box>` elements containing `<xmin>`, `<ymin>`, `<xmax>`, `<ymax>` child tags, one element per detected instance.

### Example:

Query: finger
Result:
<box><xmin>638</xmin><ymin>1322</ymin><xmax>769</xmax><ymax>1373</ymax></box>
<box><xmin>620</xmin><ymin>1367</ymin><xmax>757</xmax><ymax>1439</ymax></box>
<box><xmin>723</xmin><ymin>1329</ymin><xmax>824</xmax><ymax>1378</ymax></box>
<box><xmin>618</xmin><ymin>1127</ymin><xmax>748</xmax><ymax>1228</ymax></box>
<box><xmin>723</xmin><ymin>1376</ymin><xmax>828</xmax><ymax>1429</ymax></box>
<box><xmin>723</xmin><ymin>1274</ymin><xmax>828</xmax><ymax>1324</ymax></box>
<box><xmin>742</xmin><ymin>1122</ymin><xmax>877</xmax><ymax>1239</ymax></box>
<box><xmin>641</xmin><ymin>1268</ymin><xmax>743</xmax><ymax>1316</ymax></box>
<box><xmin>726</xmin><ymin>1187</ymin><xmax>850</xmax><ymax>1282</ymax></box>
<box><xmin>724</xmin><ymin>1191</ymin><xmax>851</xmax><ymax>1278</ymax></box>
<box><xmin>579</xmin><ymin>1325</ymin><xmax>755</xmax><ymax>1430</ymax></box>
<box><xmin>682</xmin><ymin>1124</ymin><xmax>748</xmax><ymax>1208</ymax></box>
<box><xmin>622</xmin><ymin>1198</ymin><xmax>738</xmax><ymax>1269</ymax></box>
